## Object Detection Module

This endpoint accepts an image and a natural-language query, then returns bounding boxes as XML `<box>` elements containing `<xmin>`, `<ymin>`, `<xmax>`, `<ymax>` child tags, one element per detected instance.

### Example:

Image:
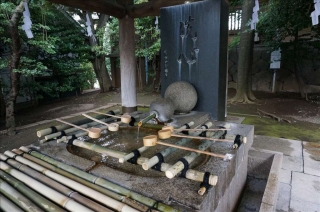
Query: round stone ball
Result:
<box><xmin>149</xmin><ymin>98</ymin><xmax>175</xmax><ymax>122</ymax></box>
<box><xmin>164</xmin><ymin>81</ymin><xmax>198</xmax><ymax>113</ymax></box>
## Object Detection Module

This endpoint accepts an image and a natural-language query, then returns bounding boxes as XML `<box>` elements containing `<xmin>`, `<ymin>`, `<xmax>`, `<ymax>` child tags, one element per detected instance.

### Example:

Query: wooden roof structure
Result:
<box><xmin>47</xmin><ymin>0</ymin><xmax>202</xmax><ymax>18</ymax></box>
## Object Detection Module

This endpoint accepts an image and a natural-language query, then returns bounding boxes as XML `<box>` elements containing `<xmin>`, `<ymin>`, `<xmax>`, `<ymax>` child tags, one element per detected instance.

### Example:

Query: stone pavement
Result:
<box><xmin>253</xmin><ymin>135</ymin><xmax>320</xmax><ymax>212</ymax></box>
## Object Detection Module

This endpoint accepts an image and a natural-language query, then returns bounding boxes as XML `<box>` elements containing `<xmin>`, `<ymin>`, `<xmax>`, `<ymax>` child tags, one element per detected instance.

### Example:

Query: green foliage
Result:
<box><xmin>0</xmin><ymin>0</ymin><xmax>95</xmax><ymax>99</ymax></box>
<box><xmin>257</xmin><ymin>0</ymin><xmax>316</xmax><ymax>52</ymax></box>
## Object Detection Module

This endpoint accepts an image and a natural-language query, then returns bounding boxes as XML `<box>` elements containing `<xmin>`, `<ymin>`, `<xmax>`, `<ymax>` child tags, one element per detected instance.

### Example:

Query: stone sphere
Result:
<box><xmin>149</xmin><ymin>98</ymin><xmax>175</xmax><ymax>122</ymax></box>
<box><xmin>164</xmin><ymin>81</ymin><xmax>198</xmax><ymax>113</ymax></box>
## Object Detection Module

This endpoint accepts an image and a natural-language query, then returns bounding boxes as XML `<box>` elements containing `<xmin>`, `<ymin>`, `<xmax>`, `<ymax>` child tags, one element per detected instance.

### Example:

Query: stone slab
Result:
<box><xmin>291</xmin><ymin>172</ymin><xmax>320</xmax><ymax>205</ymax></box>
<box><xmin>303</xmin><ymin>142</ymin><xmax>320</xmax><ymax>177</ymax></box>
<box><xmin>279</xmin><ymin>168</ymin><xmax>291</xmax><ymax>184</ymax></box>
<box><xmin>253</xmin><ymin>136</ymin><xmax>302</xmax><ymax>157</ymax></box>
<box><xmin>290</xmin><ymin>199</ymin><xmax>320</xmax><ymax>212</ymax></box>
<box><xmin>276</xmin><ymin>183</ymin><xmax>291</xmax><ymax>212</ymax></box>
<box><xmin>282</xmin><ymin>155</ymin><xmax>303</xmax><ymax>172</ymax></box>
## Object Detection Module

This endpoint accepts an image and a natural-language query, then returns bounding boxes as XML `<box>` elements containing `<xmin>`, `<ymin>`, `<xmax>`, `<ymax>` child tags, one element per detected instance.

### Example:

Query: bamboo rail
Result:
<box><xmin>19</xmin><ymin>146</ymin><xmax>179</xmax><ymax>212</ymax></box>
<box><xmin>3</xmin><ymin>151</ymin><xmax>139</xmax><ymax>212</ymax></box>
<box><xmin>0</xmin><ymin>194</ymin><xmax>24</xmax><ymax>212</ymax></box>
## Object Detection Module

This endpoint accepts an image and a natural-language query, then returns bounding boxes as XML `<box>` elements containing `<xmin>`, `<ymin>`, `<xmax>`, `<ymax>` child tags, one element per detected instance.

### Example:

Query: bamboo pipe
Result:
<box><xmin>0</xmin><ymin>178</ymin><xmax>44</xmax><ymax>212</ymax></box>
<box><xmin>0</xmin><ymin>170</ymin><xmax>64</xmax><ymax>212</ymax></box>
<box><xmin>143</xmin><ymin>135</ymin><xmax>227</xmax><ymax>159</ymax></box>
<box><xmin>165</xmin><ymin>125</ymin><xmax>234</xmax><ymax>180</ymax></box>
<box><xmin>10</xmin><ymin>151</ymin><xmax>157</xmax><ymax>212</ymax></box>
<box><xmin>4</xmin><ymin>151</ymin><xmax>139</xmax><ymax>212</ymax></box>
<box><xmin>0</xmin><ymin>194</ymin><xmax>24</xmax><ymax>212</ymax></box>
<box><xmin>91</xmin><ymin>111</ymin><xmax>131</xmax><ymax>124</ymax></box>
<box><xmin>37</xmin><ymin>109</ymin><xmax>120</xmax><ymax>137</ymax></box>
<box><xmin>0</xmin><ymin>153</ymin><xmax>112</xmax><ymax>212</ymax></box>
<box><xmin>10</xmin><ymin>150</ymin><xmax>144</xmax><ymax>210</ymax></box>
<box><xmin>45</xmin><ymin>116</ymin><xmax>116</xmax><ymax>141</ymax></box>
<box><xmin>56</xmin><ymin>118</ymin><xmax>101</xmax><ymax>138</ymax></box>
<box><xmin>142</xmin><ymin>121</ymin><xmax>213</xmax><ymax>170</ymax></box>
<box><xmin>137</xmin><ymin>113</ymin><xmax>156</xmax><ymax>127</ymax></box>
<box><xmin>158</xmin><ymin>129</ymin><xmax>233</xmax><ymax>143</ymax></box>
<box><xmin>119</xmin><ymin>121</ymin><xmax>195</xmax><ymax>163</ymax></box>
<box><xmin>0</xmin><ymin>162</ymin><xmax>94</xmax><ymax>212</ymax></box>
<box><xmin>59</xmin><ymin>138</ymin><xmax>126</xmax><ymax>158</ymax></box>
<box><xmin>82</xmin><ymin>113</ymin><xmax>119</xmax><ymax>131</ymax></box>
<box><xmin>19</xmin><ymin>147</ymin><xmax>179</xmax><ymax>212</ymax></box>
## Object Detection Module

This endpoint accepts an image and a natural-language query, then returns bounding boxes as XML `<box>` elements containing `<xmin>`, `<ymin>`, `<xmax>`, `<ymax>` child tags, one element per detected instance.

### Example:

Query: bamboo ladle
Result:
<box><xmin>158</xmin><ymin>129</ymin><xmax>234</xmax><ymax>143</ymax></box>
<box><xmin>55</xmin><ymin>119</ymin><xmax>102</xmax><ymax>138</ymax></box>
<box><xmin>82</xmin><ymin>113</ymin><xmax>119</xmax><ymax>131</ymax></box>
<box><xmin>143</xmin><ymin>135</ymin><xmax>227</xmax><ymax>159</ymax></box>
<box><xmin>90</xmin><ymin>111</ymin><xmax>131</xmax><ymax>124</ymax></box>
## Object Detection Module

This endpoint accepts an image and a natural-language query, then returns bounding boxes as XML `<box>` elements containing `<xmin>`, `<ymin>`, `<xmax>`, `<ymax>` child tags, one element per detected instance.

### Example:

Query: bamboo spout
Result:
<box><xmin>91</xmin><ymin>111</ymin><xmax>131</xmax><ymax>124</ymax></box>
<box><xmin>137</xmin><ymin>113</ymin><xmax>156</xmax><ymax>127</ymax></box>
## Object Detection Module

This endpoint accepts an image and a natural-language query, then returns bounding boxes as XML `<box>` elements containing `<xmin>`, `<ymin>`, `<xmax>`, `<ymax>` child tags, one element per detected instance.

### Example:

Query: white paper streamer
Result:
<box><xmin>311</xmin><ymin>1</ymin><xmax>320</xmax><ymax>25</ymax></box>
<box><xmin>155</xmin><ymin>16</ymin><xmax>159</xmax><ymax>30</ymax></box>
<box><xmin>22</xmin><ymin>2</ymin><xmax>33</xmax><ymax>38</ymax></box>
<box><xmin>251</xmin><ymin>0</ymin><xmax>260</xmax><ymax>30</ymax></box>
<box><xmin>85</xmin><ymin>12</ymin><xmax>96</xmax><ymax>42</ymax></box>
<box><xmin>270</xmin><ymin>48</ymin><xmax>281</xmax><ymax>69</ymax></box>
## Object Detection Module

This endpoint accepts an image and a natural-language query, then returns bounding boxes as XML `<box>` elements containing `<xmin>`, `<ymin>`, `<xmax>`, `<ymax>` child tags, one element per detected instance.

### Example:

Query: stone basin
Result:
<box><xmin>38</xmin><ymin>112</ymin><xmax>254</xmax><ymax>212</ymax></box>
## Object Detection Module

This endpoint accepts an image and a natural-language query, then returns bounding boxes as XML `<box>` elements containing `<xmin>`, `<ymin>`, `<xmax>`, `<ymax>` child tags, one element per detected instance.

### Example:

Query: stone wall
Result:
<box><xmin>228</xmin><ymin>44</ymin><xmax>320</xmax><ymax>93</ymax></box>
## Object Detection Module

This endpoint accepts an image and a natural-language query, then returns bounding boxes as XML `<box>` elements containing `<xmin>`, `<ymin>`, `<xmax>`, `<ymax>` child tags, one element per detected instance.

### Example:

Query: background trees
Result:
<box><xmin>0</xmin><ymin>0</ymin><xmax>94</xmax><ymax>134</ymax></box>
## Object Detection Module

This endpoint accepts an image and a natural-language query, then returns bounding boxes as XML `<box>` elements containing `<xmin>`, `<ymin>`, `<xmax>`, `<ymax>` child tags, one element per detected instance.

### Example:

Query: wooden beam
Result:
<box><xmin>47</xmin><ymin>0</ymin><xmax>126</xmax><ymax>19</ymax></box>
<box><xmin>128</xmin><ymin>0</ymin><xmax>203</xmax><ymax>18</ymax></box>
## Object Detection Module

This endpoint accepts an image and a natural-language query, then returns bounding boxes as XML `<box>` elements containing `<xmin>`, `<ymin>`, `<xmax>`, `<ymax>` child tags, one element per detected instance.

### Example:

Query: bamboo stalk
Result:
<box><xmin>0</xmin><ymin>162</ymin><xmax>93</xmax><ymax>212</ymax></box>
<box><xmin>159</xmin><ymin>132</ymin><xmax>233</xmax><ymax>143</ymax></box>
<box><xmin>1</xmin><ymin>153</ymin><xmax>112</xmax><ymax>212</ymax></box>
<box><xmin>0</xmin><ymin>170</ymin><xmax>64</xmax><ymax>212</ymax></box>
<box><xmin>0</xmin><ymin>178</ymin><xmax>44</xmax><ymax>212</ymax></box>
<box><xmin>19</xmin><ymin>146</ymin><xmax>180</xmax><ymax>212</ymax></box>
<box><xmin>137</xmin><ymin>113</ymin><xmax>156</xmax><ymax>127</ymax></box>
<box><xmin>165</xmin><ymin>124</ymin><xmax>232</xmax><ymax>180</ymax></box>
<box><xmin>119</xmin><ymin>121</ymin><xmax>195</xmax><ymax>163</ymax></box>
<box><xmin>0</xmin><ymin>194</ymin><xmax>24</xmax><ymax>212</ymax></box>
<box><xmin>3</xmin><ymin>151</ymin><xmax>139</xmax><ymax>212</ymax></box>
<box><xmin>45</xmin><ymin>116</ymin><xmax>116</xmax><ymax>141</ymax></box>
<box><xmin>142</xmin><ymin>121</ymin><xmax>212</xmax><ymax>170</ymax></box>
<box><xmin>155</xmin><ymin>140</ymin><xmax>226</xmax><ymax>159</ymax></box>
<box><xmin>60</xmin><ymin>138</ymin><xmax>126</xmax><ymax>158</ymax></box>
<box><xmin>37</xmin><ymin>109</ymin><xmax>120</xmax><ymax>137</ymax></box>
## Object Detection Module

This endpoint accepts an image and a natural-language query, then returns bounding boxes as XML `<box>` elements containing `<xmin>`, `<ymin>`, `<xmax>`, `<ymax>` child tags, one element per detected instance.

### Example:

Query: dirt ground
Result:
<box><xmin>0</xmin><ymin>88</ymin><xmax>319</xmax><ymax>152</ymax></box>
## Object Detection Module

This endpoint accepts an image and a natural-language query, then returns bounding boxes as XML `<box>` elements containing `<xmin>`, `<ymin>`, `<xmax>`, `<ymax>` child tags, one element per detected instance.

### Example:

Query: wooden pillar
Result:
<box><xmin>119</xmin><ymin>14</ymin><xmax>137</xmax><ymax>113</ymax></box>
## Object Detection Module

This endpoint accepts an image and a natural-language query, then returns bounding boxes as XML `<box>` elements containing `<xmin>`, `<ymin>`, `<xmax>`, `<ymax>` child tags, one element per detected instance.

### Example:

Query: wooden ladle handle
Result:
<box><xmin>55</xmin><ymin>119</ymin><xmax>89</xmax><ymax>132</ymax></box>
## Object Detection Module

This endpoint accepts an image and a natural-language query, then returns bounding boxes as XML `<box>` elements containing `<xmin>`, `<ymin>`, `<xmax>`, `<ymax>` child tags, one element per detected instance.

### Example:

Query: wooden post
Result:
<box><xmin>119</xmin><ymin>4</ymin><xmax>137</xmax><ymax>114</ymax></box>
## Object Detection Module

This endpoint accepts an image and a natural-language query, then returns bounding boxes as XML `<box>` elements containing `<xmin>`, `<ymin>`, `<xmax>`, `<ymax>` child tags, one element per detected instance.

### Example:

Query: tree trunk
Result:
<box><xmin>92</xmin><ymin>56</ymin><xmax>112</xmax><ymax>92</ymax></box>
<box><xmin>5</xmin><ymin>1</ymin><xmax>26</xmax><ymax>135</ymax></box>
<box><xmin>0</xmin><ymin>86</ymin><xmax>5</xmax><ymax>117</ymax></box>
<box><xmin>293</xmin><ymin>32</ymin><xmax>305</xmax><ymax>98</ymax></box>
<box><xmin>232</xmin><ymin>0</ymin><xmax>256</xmax><ymax>103</ymax></box>
<box><xmin>88</xmin><ymin>13</ymin><xmax>112</xmax><ymax>93</ymax></box>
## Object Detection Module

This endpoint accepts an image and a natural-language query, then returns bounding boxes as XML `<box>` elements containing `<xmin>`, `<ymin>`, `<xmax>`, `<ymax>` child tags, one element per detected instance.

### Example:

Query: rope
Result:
<box><xmin>146</xmin><ymin>200</ymin><xmax>161</xmax><ymax>212</ymax></box>
<box><xmin>67</xmin><ymin>135</ymin><xmax>77</xmax><ymax>146</ymax></box>
<box><xmin>129</xmin><ymin>117</ymin><xmax>136</xmax><ymax>126</ymax></box>
<box><xmin>107</xmin><ymin>110</ymin><xmax>116</xmax><ymax>116</ymax></box>
<box><xmin>200</xmin><ymin>172</ymin><xmax>212</xmax><ymax>190</ymax></box>
<box><xmin>57</xmin><ymin>130</ymin><xmax>67</xmax><ymax>139</ymax></box>
<box><xmin>234</xmin><ymin>134</ymin><xmax>242</xmax><ymax>147</ymax></box>
<box><xmin>181</xmin><ymin>123</ymin><xmax>190</xmax><ymax>135</ymax></box>
<box><xmin>127</xmin><ymin>149</ymin><xmax>141</xmax><ymax>165</ymax></box>
<box><xmin>219</xmin><ymin>126</ymin><xmax>227</xmax><ymax>139</ymax></box>
<box><xmin>152</xmin><ymin>153</ymin><xmax>164</xmax><ymax>171</ymax></box>
<box><xmin>50</xmin><ymin>126</ymin><xmax>58</xmax><ymax>133</ymax></box>
<box><xmin>178</xmin><ymin>158</ymin><xmax>189</xmax><ymax>178</ymax></box>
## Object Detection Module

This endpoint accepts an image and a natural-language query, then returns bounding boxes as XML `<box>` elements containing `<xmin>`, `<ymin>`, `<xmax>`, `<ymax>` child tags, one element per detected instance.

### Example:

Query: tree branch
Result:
<box><xmin>47</xmin><ymin>0</ymin><xmax>126</xmax><ymax>19</ymax></box>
